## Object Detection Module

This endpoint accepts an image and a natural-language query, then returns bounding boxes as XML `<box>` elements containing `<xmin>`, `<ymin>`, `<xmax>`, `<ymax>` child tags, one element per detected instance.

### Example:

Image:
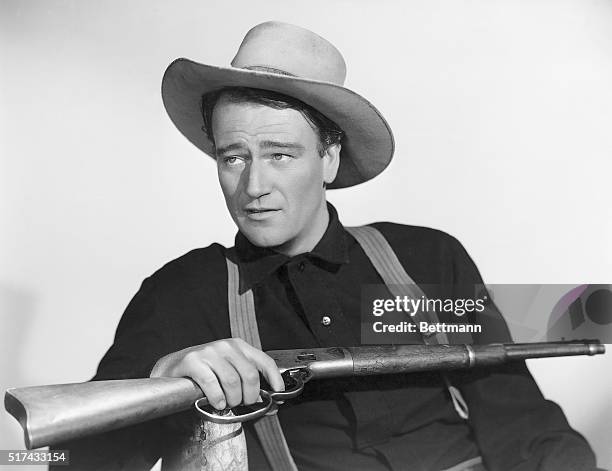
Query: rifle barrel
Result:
<box><xmin>504</xmin><ymin>341</ymin><xmax>605</xmax><ymax>360</ymax></box>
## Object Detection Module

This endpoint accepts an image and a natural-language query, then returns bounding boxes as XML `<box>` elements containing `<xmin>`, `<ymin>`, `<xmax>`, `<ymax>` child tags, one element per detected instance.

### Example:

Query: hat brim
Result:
<box><xmin>161</xmin><ymin>58</ymin><xmax>394</xmax><ymax>189</ymax></box>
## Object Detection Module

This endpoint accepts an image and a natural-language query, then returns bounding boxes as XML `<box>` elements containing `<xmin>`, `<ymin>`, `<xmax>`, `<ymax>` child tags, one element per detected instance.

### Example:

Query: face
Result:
<box><xmin>213</xmin><ymin>97</ymin><xmax>340</xmax><ymax>256</ymax></box>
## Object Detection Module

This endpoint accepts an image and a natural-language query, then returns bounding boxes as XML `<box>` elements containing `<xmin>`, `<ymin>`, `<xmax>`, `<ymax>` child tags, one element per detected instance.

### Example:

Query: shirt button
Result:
<box><xmin>321</xmin><ymin>316</ymin><xmax>332</xmax><ymax>326</ymax></box>
<box><xmin>298</xmin><ymin>262</ymin><xmax>305</xmax><ymax>272</ymax></box>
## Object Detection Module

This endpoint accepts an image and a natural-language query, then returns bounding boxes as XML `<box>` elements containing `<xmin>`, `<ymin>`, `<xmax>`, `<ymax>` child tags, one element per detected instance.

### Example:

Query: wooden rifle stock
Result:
<box><xmin>4</xmin><ymin>340</ymin><xmax>605</xmax><ymax>450</ymax></box>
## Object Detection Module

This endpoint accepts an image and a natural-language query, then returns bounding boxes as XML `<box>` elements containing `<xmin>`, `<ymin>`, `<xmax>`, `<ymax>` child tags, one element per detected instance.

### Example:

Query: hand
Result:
<box><xmin>150</xmin><ymin>338</ymin><xmax>284</xmax><ymax>410</ymax></box>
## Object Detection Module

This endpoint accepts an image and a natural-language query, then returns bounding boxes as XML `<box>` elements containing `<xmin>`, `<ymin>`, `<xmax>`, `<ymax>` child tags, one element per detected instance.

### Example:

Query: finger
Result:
<box><xmin>205</xmin><ymin>356</ymin><xmax>243</xmax><ymax>408</ymax></box>
<box><xmin>239</xmin><ymin>344</ymin><xmax>284</xmax><ymax>393</ymax></box>
<box><xmin>182</xmin><ymin>362</ymin><xmax>227</xmax><ymax>410</ymax></box>
<box><xmin>226</xmin><ymin>350</ymin><xmax>261</xmax><ymax>405</ymax></box>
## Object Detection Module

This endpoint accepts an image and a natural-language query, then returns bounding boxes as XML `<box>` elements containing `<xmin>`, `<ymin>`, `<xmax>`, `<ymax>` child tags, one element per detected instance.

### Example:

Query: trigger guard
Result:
<box><xmin>194</xmin><ymin>389</ymin><xmax>272</xmax><ymax>423</ymax></box>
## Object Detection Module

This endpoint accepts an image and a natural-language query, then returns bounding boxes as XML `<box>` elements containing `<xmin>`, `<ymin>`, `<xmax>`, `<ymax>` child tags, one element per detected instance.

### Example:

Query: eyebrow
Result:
<box><xmin>259</xmin><ymin>140</ymin><xmax>305</xmax><ymax>152</ymax></box>
<box><xmin>215</xmin><ymin>140</ymin><xmax>306</xmax><ymax>156</ymax></box>
<box><xmin>215</xmin><ymin>143</ymin><xmax>247</xmax><ymax>157</ymax></box>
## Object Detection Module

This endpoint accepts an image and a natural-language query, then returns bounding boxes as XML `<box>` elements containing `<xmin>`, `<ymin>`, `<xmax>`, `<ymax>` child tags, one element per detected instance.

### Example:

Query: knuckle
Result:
<box><xmin>200</xmin><ymin>344</ymin><xmax>217</xmax><ymax>356</ymax></box>
<box><xmin>243</xmin><ymin>370</ymin><xmax>260</xmax><ymax>385</ymax></box>
<box><xmin>183</xmin><ymin>349</ymin><xmax>205</xmax><ymax>365</ymax></box>
<box><xmin>216</xmin><ymin>339</ymin><xmax>237</xmax><ymax>354</ymax></box>
<box><xmin>223</xmin><ymin>373</ymin><xmax>241</xmax><ymax>388</ymax></box>
<box><xmin>231</xmin><ymin>338</ymin><xmax>248</xmax><ymax>349</ymax></box>
<box><xmin>201</xmin><ymin>374</ymin><xmax>219</xmax><ymax>385</ymax></box>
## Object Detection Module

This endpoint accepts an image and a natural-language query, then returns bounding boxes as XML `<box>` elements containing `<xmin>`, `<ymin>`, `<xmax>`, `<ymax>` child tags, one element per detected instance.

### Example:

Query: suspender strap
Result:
<box><xmin>345</xmin><ymin>225</ymin><xmax>449</xmax><ymax>344</ymax></box>
<box><xmin>226</xmin><ymin>255</ymin><xmax>299</xmax><ymax>471</ymax></box>
<box><xmin>345</xmin><ymin>225</ymin><xmax>470</xmax><ymax>419</ymax></box>
<box><xmin>226</xmin><ymin>255</ymin><xmax>261</xmax><ymax>348</ymax></box>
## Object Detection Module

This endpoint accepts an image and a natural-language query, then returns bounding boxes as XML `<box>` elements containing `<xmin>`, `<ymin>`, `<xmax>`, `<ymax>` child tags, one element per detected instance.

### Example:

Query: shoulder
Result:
<box><xmin>368</xmin><ymin>221</ymin><xmax>465</xmax><ymax>256</ymax></box>
<box><xmin>144</xmin><ymin>243</ymin><xmax>229</xmax><ymax>295</ymax></box>
<box><xmin>354</xmin><ymin>221</ymin><xmax>480</xmax><ymax>283</ymax></box>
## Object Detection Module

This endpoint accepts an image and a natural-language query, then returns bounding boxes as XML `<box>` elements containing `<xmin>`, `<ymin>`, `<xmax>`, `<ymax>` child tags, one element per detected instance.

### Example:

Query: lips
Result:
<box><xmin>243</xmin><ymin>207</ymin><xmax>280</xmax><ymax>220</ymax></box>
<box><xmin>245</xmin><ymin>208</ymin><xmax>275</xmax><ymax>214</ymax></box>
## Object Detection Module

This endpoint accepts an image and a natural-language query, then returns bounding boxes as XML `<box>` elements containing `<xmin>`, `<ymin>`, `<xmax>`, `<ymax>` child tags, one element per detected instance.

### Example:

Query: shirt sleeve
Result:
<box><xmin>55</xmin><ymin>276</ymin><xmax>171</xmax><ymax>470</ymax></box>
<box><xmin>93</xmin><ymin>276</ymin><xmax>169</xmax><ymax>380</ymax></box>
<box><xmin>448</xmin><ymin>237</ymin><xmax>599</xmax><ymax>471</ymax></box>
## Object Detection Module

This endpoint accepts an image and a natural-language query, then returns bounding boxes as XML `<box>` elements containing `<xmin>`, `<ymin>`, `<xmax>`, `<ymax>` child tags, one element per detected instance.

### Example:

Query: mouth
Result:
<box><xmin>243</xmin><ymin>208</ymin><xmax>280</xmax><ymax>220</ymax></box>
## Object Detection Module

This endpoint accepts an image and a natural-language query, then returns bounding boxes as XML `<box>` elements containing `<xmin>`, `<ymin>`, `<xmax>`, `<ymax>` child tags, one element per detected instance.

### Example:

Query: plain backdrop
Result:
<box><xmin>1</xmin><ymin>0</ymin><xmax>611</xmax><ymax>469</ymax></box>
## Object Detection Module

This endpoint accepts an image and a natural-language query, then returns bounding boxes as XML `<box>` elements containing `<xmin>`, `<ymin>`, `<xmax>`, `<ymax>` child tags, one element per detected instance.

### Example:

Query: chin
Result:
<box><xmin>241</xmin><ymin>227</ymin><xmax>291</xmax><ymax>249</ymax></box>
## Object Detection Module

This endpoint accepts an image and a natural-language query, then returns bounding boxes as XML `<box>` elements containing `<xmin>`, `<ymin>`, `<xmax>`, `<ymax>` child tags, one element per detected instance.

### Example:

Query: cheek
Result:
<box><xmin>282</xmin><ymin>162</ymin><xmax>324</xmax><ymax>204</ymax></box>
<box><xmin>300</xmin><ymin>160</ymin><xmax>324</xmax><ymax>189</ymax></box>
<box><xmin>218</xmin><ymin>170</ymin><xmax>240</xmax><ymax>205</ymax></box>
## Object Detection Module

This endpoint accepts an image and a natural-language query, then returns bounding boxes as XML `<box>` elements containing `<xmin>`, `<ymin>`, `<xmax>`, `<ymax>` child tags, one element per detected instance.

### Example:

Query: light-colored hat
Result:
<box><xmin>162</xmin><ymin>21</ymin><xmax>394</xmax><ymax>189</ymax></box>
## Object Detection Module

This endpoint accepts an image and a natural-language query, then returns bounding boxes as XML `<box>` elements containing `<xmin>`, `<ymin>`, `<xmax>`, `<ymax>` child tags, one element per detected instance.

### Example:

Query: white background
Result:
<box><xmin>1</xmin><ymin>0</ymin><xmax>611</xmax><ymax>469</ymax></box>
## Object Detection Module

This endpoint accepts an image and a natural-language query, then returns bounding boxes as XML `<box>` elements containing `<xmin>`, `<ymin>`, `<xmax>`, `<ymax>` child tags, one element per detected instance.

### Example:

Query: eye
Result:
<box><xmin>271</xmin><ymin>153</ymin><xmax>291</xmax><ymax>161</ymax></box>
<box><xmin>223</xmin><ymin>156</ymin><xmax>245</xmax><ymax>166</ymax></box>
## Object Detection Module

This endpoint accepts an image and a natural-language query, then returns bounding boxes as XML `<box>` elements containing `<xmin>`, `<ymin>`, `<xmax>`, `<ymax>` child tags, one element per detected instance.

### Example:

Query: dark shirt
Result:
<box><xmin>93</xmin><ymin>204</ymin><xmax>597</xmax><ymax>471</ymax></box>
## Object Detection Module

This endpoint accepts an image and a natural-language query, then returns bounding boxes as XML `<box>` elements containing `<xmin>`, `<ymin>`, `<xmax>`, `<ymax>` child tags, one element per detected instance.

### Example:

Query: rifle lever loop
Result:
<box><xmin>193</xmin><ymin>368</ymin><xmax>311</xmax><ymax>423</ymax></box>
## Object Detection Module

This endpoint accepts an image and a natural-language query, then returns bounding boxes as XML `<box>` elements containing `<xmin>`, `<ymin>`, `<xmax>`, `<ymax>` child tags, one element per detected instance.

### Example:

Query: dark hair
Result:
<box><xmin>201</xmin><ymin>87</ymin><xmax>344</xmax><ymax>156</ymax></box>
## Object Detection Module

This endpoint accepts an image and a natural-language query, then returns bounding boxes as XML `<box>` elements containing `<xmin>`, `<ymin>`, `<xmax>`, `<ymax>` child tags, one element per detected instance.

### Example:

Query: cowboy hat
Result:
<box><xmin>161</xmin><ymin>21</ymin><xmax>394</xmax><ymax>189</ymax></box>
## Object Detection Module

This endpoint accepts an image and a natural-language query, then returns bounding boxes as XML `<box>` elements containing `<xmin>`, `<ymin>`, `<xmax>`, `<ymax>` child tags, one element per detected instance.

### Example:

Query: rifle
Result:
<box><xmin>4</xmin><ymin>340</ymin><xmax>604</xmax><ymax>451</ymax></box>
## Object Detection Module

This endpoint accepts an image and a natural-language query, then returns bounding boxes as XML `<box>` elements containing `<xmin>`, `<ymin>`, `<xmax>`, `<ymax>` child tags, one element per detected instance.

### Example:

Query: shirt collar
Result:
<box><xmin>233</xmin><ymin>203</ymin><xmax>350</xmax><ymax>292</ymax></box>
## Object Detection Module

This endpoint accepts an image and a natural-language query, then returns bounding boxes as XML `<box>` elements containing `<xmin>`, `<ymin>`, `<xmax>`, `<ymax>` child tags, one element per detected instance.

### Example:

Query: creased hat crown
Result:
<box><xmin>161</xmin><ymin>21</ymin><xmax>394</xmax><ymax>189</ymax></box>
<box><xmin>231</xmin><ymin>21</ymin><xmax>347</xmax><ymax>85</ymax></box>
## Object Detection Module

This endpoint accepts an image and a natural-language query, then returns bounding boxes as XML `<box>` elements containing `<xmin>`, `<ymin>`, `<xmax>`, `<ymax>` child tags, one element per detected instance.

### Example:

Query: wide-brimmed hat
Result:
<box><xmin>161</xmin><ymin>21</ymin><xmax>394</xmax><ymax>189</ymax></box>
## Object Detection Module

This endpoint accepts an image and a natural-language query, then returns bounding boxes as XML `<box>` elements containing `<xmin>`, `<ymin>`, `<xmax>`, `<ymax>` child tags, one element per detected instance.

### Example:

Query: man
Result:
<box><xmin>88</xmin><ymin>21</ymin><xmax>598</xmax><ymax>471</ymax></box>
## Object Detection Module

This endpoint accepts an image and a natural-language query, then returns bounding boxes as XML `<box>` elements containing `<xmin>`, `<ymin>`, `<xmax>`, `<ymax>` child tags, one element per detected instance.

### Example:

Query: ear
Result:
<box><xmin>322</xmin><ymin>143</ymin><xmax>341</xmax><ymax>185</ymax></box>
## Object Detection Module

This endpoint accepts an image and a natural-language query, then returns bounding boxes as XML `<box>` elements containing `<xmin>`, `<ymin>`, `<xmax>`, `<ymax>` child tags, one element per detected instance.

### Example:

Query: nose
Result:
<box><xmin>244</xmin><ymin>159</ymin><xmax>271</xmax><ymax>199</ymax></box>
